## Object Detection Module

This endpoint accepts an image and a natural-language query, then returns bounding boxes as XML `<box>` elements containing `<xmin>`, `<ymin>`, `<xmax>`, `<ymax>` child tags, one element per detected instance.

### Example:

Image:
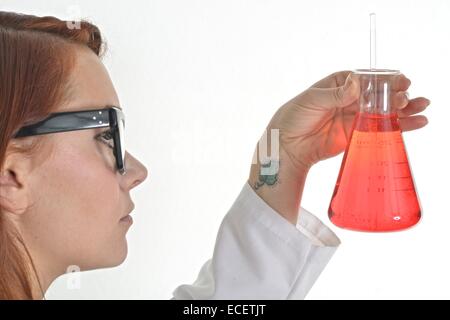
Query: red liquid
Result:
<box><xmin>328</xmin><ymin>112</ymin><xmax>421</xmax><ymax>232</ymax></box>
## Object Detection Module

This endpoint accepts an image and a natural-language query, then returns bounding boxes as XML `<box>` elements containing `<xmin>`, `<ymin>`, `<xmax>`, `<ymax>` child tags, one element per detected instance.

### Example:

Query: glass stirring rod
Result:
<box><xmin>370</xmin><ymin>13</ymin><xmax>376</xmax><ymax>70</ymax></box>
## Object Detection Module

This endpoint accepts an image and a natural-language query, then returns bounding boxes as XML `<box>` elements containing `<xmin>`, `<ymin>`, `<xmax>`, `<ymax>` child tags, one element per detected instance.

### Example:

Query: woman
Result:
<box><xmin>0</xmin><ymin>11</ymin><xmax>430</xmax><ymax>299</ymax></box>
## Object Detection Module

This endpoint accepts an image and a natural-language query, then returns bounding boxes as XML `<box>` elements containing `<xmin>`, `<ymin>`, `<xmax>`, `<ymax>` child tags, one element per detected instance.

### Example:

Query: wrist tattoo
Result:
<box><xmin>254</xmin><ymin>159</ymin><xmax>280</xmax><ymax>190</ymax></box>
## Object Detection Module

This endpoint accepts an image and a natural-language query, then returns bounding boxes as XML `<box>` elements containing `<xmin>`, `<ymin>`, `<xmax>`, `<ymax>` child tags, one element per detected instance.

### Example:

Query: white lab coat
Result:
<box><xmin>173</xmin><ymin>181</ymin><xmax>341</xmax><ymax>299</ymax></box>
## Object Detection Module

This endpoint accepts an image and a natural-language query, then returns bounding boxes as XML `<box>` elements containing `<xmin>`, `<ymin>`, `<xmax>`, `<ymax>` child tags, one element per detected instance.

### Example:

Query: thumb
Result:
<box><xmin>300</xmin><ymin>73</ymin><xmax>359</xmax><ymax>109</ymax></box>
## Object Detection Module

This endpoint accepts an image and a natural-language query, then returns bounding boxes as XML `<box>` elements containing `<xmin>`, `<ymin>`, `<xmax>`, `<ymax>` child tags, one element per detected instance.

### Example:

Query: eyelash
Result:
<box><xmin>96</xmin><ymin>129</ymin><xmax>114</xmax><ymax>149</ymax></box>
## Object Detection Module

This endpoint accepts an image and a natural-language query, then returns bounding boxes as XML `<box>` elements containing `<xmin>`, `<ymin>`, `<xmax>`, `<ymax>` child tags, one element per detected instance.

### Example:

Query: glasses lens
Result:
<box><xmin>118</xmin><ymin>116</ymin><xmax>125</xmax><ymax>169</ymax></box>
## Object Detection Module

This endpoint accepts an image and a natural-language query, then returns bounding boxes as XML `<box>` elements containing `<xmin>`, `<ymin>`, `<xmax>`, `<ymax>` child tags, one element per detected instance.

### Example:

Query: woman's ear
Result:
<box><xmin>0</xmin><ymin>153</ymin><xmax>31</xmax><ymax>216</ymax></box>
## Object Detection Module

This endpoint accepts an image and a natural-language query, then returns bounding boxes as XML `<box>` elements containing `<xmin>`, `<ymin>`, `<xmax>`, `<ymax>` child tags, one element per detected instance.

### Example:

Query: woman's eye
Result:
<box><xmin>96</xmin><ymin>130</ymin><xmax>114</xmax><ymax>149</ymax></box>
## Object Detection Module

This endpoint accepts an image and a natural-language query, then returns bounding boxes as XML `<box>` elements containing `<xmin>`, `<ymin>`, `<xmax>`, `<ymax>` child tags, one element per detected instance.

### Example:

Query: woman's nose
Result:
<box><xmin>122</xmin><ymin>151</ymin><xmax>148</xmax><ymax>190</ymax></box>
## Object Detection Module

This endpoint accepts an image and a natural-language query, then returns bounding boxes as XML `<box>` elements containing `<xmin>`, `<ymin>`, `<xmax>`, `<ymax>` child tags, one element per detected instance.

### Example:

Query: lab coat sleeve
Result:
<box><xmin>172</xmin><ymin>181</ymin><xmax>341</xmax><ymax>299</ymax></box>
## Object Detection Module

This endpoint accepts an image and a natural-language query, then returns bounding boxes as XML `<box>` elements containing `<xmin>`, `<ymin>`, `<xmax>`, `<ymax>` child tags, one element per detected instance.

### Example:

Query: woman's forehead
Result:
<box><xmin>60</xmin><ymin>47</ymin><xmax>121</xmax><ymax>113</ymax></box>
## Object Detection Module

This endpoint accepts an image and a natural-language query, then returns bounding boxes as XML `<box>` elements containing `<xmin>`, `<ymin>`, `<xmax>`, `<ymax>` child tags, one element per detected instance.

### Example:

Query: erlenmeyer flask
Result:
<box><xmin>328</xmin><ymin>69</ymin><xmax>421</xmax><ymax>232</ymax></box>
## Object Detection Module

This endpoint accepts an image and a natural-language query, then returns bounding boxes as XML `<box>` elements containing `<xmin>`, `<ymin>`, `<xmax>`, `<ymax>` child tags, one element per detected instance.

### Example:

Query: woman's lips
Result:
<box><xmin>120</xmin><ymin>214</ymin><xmax>133</xmax><ymax>224</ymax></box>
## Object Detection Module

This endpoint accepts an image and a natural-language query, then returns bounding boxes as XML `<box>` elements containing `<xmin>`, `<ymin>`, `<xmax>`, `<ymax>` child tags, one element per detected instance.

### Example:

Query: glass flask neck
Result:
<box><xmin>353</xmin><ymin>69</ymin><xmax>401</xmax><ymax>115</ymax></box>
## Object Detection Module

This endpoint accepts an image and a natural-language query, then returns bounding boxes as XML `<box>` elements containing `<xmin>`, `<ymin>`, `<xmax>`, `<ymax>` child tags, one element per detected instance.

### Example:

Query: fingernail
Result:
<box><xmin>397</xmin><ymin>92</ymin><xmax>408</xmax><ymax>108</ymax></box>
<box><xmin>344</xmin><ymin>74</ymin><xmax>353</xmax><ymax>90</ymax></box>
<box><xmin>403</xmin><ymin>92</ymin><xmax>409</xmax><ymax>106</ymax></box>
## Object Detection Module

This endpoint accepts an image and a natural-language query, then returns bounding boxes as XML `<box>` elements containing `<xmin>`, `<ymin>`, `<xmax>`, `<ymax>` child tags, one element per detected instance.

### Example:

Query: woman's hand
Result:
<box><xmin>268</xmin><ymin>70</ymin><xmax>430</xmax><ymax>173</ymax></box>
<box><xmin>248</xmin><ymin>70</ymin><xmax>431</xmax><ymax>224</ymax></box>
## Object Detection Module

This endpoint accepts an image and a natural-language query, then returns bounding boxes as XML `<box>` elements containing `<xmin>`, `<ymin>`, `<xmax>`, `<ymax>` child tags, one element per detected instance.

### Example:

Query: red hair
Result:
<box><xmin>0</xmin><ymin>11</ymin><xmax>105</xmax><ymax>299</ymax></box>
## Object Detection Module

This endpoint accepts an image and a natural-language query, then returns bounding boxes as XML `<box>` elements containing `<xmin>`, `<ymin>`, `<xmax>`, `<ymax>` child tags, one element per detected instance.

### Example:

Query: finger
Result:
<box><xmin>398</xmin><ymin>97</ymin><xmax>431</xmax><ymax>117</ymax></box>
<box><xmin>341</xmin><ymin>111</ymin><xmax>358</xmax><ymax>138</ymax></box>
<box><xmin>391</xmin><ymin>91</ymin><xmax>409</xmax><ymax>111</ymax></box>
<box><xmin>299</xmin><ymin>73</ymin><xmax>359</xmax><ymax>109</ymax></box>
<box><xmin>390</xmin><ymin>74</ymin><xmax>411</xmax><ymax>91</ymax></box>
<box><xmin>342</xmin><ymin>101</ymin><xmax>359</xmax><ymax>114</ymax></box>
<box><xmin>399</xmin><ymin>115</ymin><xmax>428</xmax><ymax>132</ymax></box>
<box><xmin>310</xmin><ymin>70</ymin><xmax>352</xmax><ymax>89</ymax></box>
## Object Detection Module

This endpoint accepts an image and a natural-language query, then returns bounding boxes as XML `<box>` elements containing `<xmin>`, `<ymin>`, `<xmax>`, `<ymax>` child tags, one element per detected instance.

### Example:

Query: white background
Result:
<box><xmin>2</xmin><ymin>0</ymin><xmax>449</xmax><ymax>299</ymax></box>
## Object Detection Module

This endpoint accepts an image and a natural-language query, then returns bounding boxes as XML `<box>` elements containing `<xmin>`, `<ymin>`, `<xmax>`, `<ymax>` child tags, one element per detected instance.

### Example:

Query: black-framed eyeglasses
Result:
<box><xmin>12</xmin><ymin>106</ymin><xmax>126</xmax><ymax>175</ymax></box>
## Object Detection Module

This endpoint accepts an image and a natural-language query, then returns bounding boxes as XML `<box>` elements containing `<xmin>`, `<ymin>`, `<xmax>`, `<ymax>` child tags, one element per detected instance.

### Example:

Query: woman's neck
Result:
<box><xmin>20</xmin><ymin>236</ymin><xmax>62</xmax><ymax>300</ymax></box>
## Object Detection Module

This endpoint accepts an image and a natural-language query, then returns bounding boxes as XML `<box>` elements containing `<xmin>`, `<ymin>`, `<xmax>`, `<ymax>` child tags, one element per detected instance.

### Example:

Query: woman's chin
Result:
<box><xmin>97</xmin><ymin>239</ymin><xmax>129</xmax><ymax>269</ymax></box>
<box><xmin>110</xmin><ymin>240</ymin><xmax>129</xmax><ymax>267</ymax></box>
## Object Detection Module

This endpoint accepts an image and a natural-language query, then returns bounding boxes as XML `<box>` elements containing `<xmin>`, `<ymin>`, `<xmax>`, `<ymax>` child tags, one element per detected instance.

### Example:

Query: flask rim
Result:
<box><xmin>353</xmin><ymin>68</ymin><xmax>400</xmax><ymax>75</ymax></box>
